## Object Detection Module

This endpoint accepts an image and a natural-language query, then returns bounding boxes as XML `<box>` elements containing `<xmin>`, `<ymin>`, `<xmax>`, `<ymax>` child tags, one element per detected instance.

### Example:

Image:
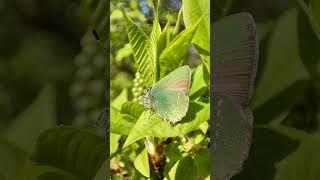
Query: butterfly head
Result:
<box><xmin>142</xmin><ymin>88</ymin><xmax>153</xmax><ymax>109</ymax></box>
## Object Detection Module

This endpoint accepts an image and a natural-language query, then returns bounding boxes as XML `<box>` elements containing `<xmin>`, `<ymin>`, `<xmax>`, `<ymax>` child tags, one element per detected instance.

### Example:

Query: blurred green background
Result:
<box><xmin>214</xmin><ymin>0</ymin><xmax>320</xmax><ymax>179</ymax></box>
<box><xmin>0</xmin><ymin>0</ymin><xmax>108</xmax><ymax>179</ymax></box>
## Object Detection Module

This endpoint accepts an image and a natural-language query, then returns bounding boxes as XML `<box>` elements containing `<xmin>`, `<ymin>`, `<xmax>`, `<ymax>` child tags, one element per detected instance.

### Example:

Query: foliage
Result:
<box><xmin>110</xmin><ymin>0</ymin><xmax>210</xmax><ymax>179</ymax></box>
<box><xmin>215</xmin><ymin>0</ymin><xmax>320</xmax><ymax>179</ymax></box>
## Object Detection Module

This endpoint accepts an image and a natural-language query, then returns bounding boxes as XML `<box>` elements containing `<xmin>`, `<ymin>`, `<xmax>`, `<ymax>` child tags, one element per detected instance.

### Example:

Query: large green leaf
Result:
<box><xmin>189</xmin><ymin>64</ymin><xmax>208</xmax><ymax>100</ymax></box>
<box><xmin>251</xmin><ymin>8</ymin><xmax>309</xmax><ymax>110</ymax></box>
<box><xmin>121</xmin><ymin>8</ymin><xmax>154</xmax><ymax>86</ymax></box>
<box><xmin>183</xmin><ymin>0</ymin><xmax>210</xmax><ymax>69</ymax></box>
<box><xmin>169</xmin><ymin>156</ymin><xmax>197</xmax><ymax>180</ymax></box>
<box><xmin>123</xmin><ymin>112</ymin><xmax>178</xmax><ymax>148</ymax></box>
<box><xmin>234</xmin><ymin>125</ymin><xmax>320</xmax><ymax>180</ymax></box>
<box><xmin>123</xmin><ymin>101</ymin><xmax>209</xmax><ymax>148</ymax></box>
<box><xmin>111</xmin><ymin>102</ymin><xmax>144</xmax><ymax>135</ymax></box>
<box><xmin>149</xmin><ymin>3</ymin><xmax>162</xmax><ymax>82</ymax></box>
<box><xmin>159</xmin><ymin>20</ymin><xmax>200</xmax><ymax>78</ymax></box>
<box><xmin>30</xmin><ymin>126</ymin><xmax>106</xmax><ymax>180</ymax></box>
<box><xmin>133</xmin><ymin>148</ymin><xmax>150</xmax><ymax>177</ymax></box>
<box><xmin>0</xmin><ymin>137</ymin><xmax>28</xmax><ymax>179</ymax></box>
<box><xmin>2</xmin><ymin>86</ymin><xmax>55</xmax><ymax>153</ymax></box>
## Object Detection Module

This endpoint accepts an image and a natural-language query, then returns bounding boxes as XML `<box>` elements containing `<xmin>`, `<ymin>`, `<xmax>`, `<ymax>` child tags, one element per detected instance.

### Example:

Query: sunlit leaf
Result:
<box><xmin>133</xmin><ymin>148</ymin><xmax>150</xmax><ymax>177</ymax></box>
<box><xmin>159</xmin><ymin>20</ymin><xmax>200</xmax><ymax>78</ymax></box>
<box><xmin>111</xmin><ymin>88</ymin><xmax>128</xmax><ymax>110</ymax></box>
<box><xmin>183</xmin><ymin>0</ymin><xmax>210</xmax><ymax>69</ymax></box>
<box><xmin>121</xmin><ymin>8</ymin><xmax>154</xmax><ymax>86</ymax></box>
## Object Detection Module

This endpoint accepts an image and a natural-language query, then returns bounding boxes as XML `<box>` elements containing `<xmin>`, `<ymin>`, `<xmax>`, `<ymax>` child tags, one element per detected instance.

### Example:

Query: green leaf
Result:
<box><xmin>298</xmin><ymin>9</ymin><xmax>320</xmax><ymax>81</ymax></box>
<box><xmin>30</xmin><ymin>126</ymin><xmax>106</xmax><ymax>180</ymax></box>
<box><xmin>123</xmin><ymin>101</ymin><xmax>209</xmax><ymax>148</ymax></box>
<box><xmin>110</xmin><ymin>133</ymin><xmax>121</xmax><ymax>155</ymax></box>
<box><xmin>183</xmin><ymin>0</ymin><xmax>210</xmax><ymax>69</ymax></box>
<box><xmin>133</xmin><ymin>148</ymin><xmax>150</xmax><ymax>177</ymax></box>
<box><xmin>159</xmin><ymin>19</ymin><xmax>200</xmax><ymax>78</ymax></box>
<box><xmin>112</xmin><ymin>88</ymin><xmax>128</xmax><ymax>110</ymax></box>
<box><xmin>93</xmin><ymin>160</ymin><xmax>108</xmax><ymax>180</ymax></box>
<box><xmin>274</xmin><ymin>135</ymin><xmax>320</xmax><ymax>180</ymax></box>
<box><xmin>173</xmin><ymin>101</ymin><xmax>210</xmax><ymax>135</ymax></box>
<box><xmin>2</xmin><ymin>86</ymin><xmax>55</xmax><ymax>153</ymax></box>
<box><xmin>158</xmin><ymin>19</ymin><xmax>171</xmax><ymax>55</ymax></box>
<box><xmin>0</xmin><ymin>137</ymin><xmax>28</xmax><ymax>179</ymax></box>
<box><xmin>251</xmin><ymin>8</ymin><xmax>309</xmax><ymax>110</ymax></box>
<box><xmin>189</xmin><ymin>64</ymin><xmax>208</xmax><ymax>100</ymax></box>
<box><xmin>111</xmin><ymin>102</ymin><xmax>144</xmax><ymax>135</ymax></box>
<box><xmin>296</xmin><ymin>0</ymin><xmax>320</xmax><ymax>39</ymax></box>
<box><xmin>172</xmin><ymin>7</ymin><xmax>183</xmax><ymax>38</ymax></box>
<box><xmin>111</xmin><ymin>113</ymin><xmax>136</xmax><ymax>135</ymax></box>
<box><xmin>233</xmin><ymin>125</ymin><xmax>319</xmax><ymax>180</ymax></box>
<box><xmin>16</xmin><ymin>165</ymin><xmax>79</xmax><ymax>180</ymax></box>
<box><xmin>120</xmin><ymin>101</ymin><xmax>145</xmax><ymax>119</ymax></box>
<box><xmin>174</xmin><ymin>156</ymin><xmax>197</xmax><ymax>180</ymax></box>
<box><xmin>194</xmin><ymin>149</ymin><xmax>210</xmax><ymax>179</ymax></box>
<box><xmin>149</xmin><ymin>5</ymin><xmax>161</xmax><ymax>82</ymax></box>
<box><xmin>123</xmin><ymin>112</ymin><xmax>178</xmax><ymax>148</ymax></box>
<box><xmin>121</xmin><ymin>8</ymin><xmax>154</xmax><ymax>86</ymax></box>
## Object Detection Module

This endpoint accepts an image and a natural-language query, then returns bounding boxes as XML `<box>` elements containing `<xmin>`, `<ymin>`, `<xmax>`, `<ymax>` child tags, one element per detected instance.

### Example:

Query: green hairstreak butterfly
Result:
<box><xmin>212</xmin><ymin>13</ymin><xmax>259</xmax><ymax>179</ymax></box>
<box><xmin>142</xmin><ymin>65</ymin><xmax>191</xmax><ymax>124</ymax></box>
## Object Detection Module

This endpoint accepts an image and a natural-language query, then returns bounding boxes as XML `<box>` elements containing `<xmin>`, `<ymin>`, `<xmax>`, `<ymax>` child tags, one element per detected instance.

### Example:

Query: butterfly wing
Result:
<box><xmin>213</xmin><ymin>13</ymin><xmax>259</xmax><ymax>106</ymax></box>
<box><xmin>151</xmin><ymin>65</ymin><xmax>191</xmax><ymax>96</ymax></box>
<box><xmin>150</xmin><ymin>65</ymin><xmax>191</xmax><ymax>123</ymax></box>
<box><xmin>153</xmin><ymin>90</ymin><xmax>189</xmax><ymax>123</ymax></box>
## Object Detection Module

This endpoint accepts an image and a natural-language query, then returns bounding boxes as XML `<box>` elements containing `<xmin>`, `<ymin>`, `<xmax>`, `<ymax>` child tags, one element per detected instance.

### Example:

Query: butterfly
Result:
<box><xmin>212</xmin><ymin>13</ymin><xmax>259</xmax><ymax>179</ymax></box>
<box><xmin>142</xmin><ymin>65</ymin><xmax>191</xmax><ymax>124</ymax></box>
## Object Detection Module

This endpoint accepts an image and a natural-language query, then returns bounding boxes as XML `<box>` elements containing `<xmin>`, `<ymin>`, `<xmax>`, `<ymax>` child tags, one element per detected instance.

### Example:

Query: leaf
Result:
<box><xmin>159</xmin><ymin>19</ymin><xmax>200</xmax><ymax>78</ymax></box>
<box><xmin>110</xmin><ymin>133</ymin><xmax>121</xmax><ymax>155</ymax></box>
<box><xmin>174</xmin><ymin>156</ymin><xmax>197</xmax><ymax>180</ymax></box>
<box><xmin>123</xmin><ymin>112</ymin><xmax>178</xmax><ymax>148</ymax></box>
<box><xmin>111</xmin><ymin>113</ymin><xmax>136</xmax><ymax>135</ymax></box>
<box><xmin>172</xmin><ymin>7</ymin><xmax>183</xmax><ymax>38</ymax></box>
<box><xmin>15</xmin><ymin>165</ymin><xmax>79</xmax><ymax>180</ymax></box>
<box><xmin>251</xmin><ymin>8</ymin><xmax>309</xmax><ymax>109</ymax></box>
<box><xmin>121</xmin><ymin>8</ymin><xmax>154</xmax><ymax>86</ymax></box>
<box><xmin>120</xmin><ymin>101</ymin><xmax>145</xmax><ymax>119</ymax></box>
<box><xmin>274</xmin><ymin>135</ymin><xmax>320</xmax><ymax>180</ymax></box>
<box><xmin>111</xmin><ymin>88</ymin><xmax>128</xmax><ymax>110</ymax></box>
<box><xmin>298</xmin><ymin>9</ymin><xmax>320</xmax><ymax>81</ymax></box>
<box><xmin>30</xmin><ymin>126</ymin><xmax>106</xmax><ymax>180</ymax></box>
<box><xmin>158</xmin><ymin>19</ymin><xmax>171</xmax><ymax>56</ymax></box>
<box><xmin>189</xmin><ymin>64</ymin><xmax>208</xmax><ymax>100</ymax></box>
<box><xmin>0</xmin><ymin>137</ymin><xmax>28</xmax><ymax>179</ymax></box>
<box><xmin>2</xmin><ymin>86</ymin><xmax>55</xmax><ymax>153</ymax></box>
<box><xmin>149</xmin><ymin>5</ymin><xmax>162</xmax><ymax>82</ymax></box>
<box><xmin>111</xmin><ymin>102</ymin><xmax>144</xmax><ymax>135</ymax></box>
<box><xmin>194</xmin><ymin>149</ymin><xmax>210</xmax><ymax>179</ymax></box>
<box><xmin>93</xmin><ymin>160</ymin><xmax>108</xmax><ymax>180</ymax></box>
<box><xmin>296</xmin><ymin>0</ymin><xmax>320</xmax><ymax>39</ymax></box>
<box><xmin>133</xmin><ymin>148</ymin><xmax>150</xmax><ymax>177</ymax></box>
<box><xmin>233</xmin><ymin>125</ymin><xmax>318</xmax><ymax>180</ymax></box>
<box><xmin>123</xmin><ymin>101</ymin><xmax>209</xmax><ymax>148</ymax></box>
<box><xmin>183</xmin><ymin>0</ymin><xmax>210</xmax><ymax>69</ymax></box>
<box><xmin>173</xmin><ymin>101</ymin><xmax>210</xmax><ymax>135</ymax></box>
